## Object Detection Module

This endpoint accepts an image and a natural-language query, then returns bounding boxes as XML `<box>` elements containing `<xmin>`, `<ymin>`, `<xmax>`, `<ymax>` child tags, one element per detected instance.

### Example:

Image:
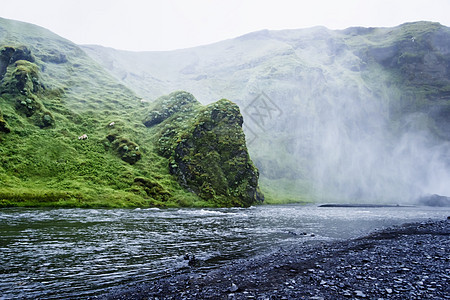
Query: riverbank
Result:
<box><xmin>102</xmin><ymin>217</ymin><xmax>449</xmax><ymax>299</ymax></box>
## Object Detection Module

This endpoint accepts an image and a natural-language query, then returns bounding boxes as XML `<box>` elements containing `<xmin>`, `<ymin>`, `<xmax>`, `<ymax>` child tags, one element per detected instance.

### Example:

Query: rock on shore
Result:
<box><xmin>102</xmin><ymin>218</ymin><xmax>449</xmax><ymax>299</ymax></box>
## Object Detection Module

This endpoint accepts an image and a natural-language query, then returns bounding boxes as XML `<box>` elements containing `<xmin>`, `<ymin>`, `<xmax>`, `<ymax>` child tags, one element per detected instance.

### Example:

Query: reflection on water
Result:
<box><xmin>0</xmin><ymin>204</ymin><xmax>449</xmax><ymax>299</ymax></box>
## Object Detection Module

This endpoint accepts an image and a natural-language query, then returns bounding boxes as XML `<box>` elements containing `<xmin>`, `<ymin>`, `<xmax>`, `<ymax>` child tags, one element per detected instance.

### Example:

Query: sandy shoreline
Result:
<box><xmin>101</xmin><ymin>218</ymin><xmax>449</xmax><ymax>299</ymax></box>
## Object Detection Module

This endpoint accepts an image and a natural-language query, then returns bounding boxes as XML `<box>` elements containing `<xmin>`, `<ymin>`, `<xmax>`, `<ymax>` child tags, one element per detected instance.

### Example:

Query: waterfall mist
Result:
<box><xmin>308</xmin><ymin>91</ymin><xmax>450</xmax><ymax>203</ymax></box>
<box><xmin>81</xmin><ymin>23</ymin><xmax>450</xmax><ymax>204</ymax></box>
<box><xmin>238</xmin><ymin>27</ymin><xmax>450</xmax><ymax>204</ymax></box>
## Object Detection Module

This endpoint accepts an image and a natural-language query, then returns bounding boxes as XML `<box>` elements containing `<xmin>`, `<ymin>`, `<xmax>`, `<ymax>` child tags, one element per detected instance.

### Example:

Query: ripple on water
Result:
<box><xmin>0</xmin><ymin>205</ymin><xmax>449</xmax><ymax>298</ymax></box>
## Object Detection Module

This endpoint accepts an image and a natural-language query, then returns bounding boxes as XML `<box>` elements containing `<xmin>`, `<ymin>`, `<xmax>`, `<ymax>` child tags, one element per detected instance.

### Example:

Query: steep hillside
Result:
<box><xmin>0</xmin><ymin>18</ymin><xmax>139</xmax><ymax>112</ymax></box>
<box><xmin>0</xmin><ymin>18</ymin><xmax>262</xmax><ymax>208</ymax></box>
<box><xmin>83</xmin><ymin>22</ymin><xmax>450</xmax><ymax>203</ymax></box>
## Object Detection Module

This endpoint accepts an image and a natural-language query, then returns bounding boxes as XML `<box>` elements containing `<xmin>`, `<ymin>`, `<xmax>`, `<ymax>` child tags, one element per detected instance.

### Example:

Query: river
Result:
<box><xmin>0</xmin><ymin>204</ymin><xmax>449</xmax><ymax>299</ymax></box>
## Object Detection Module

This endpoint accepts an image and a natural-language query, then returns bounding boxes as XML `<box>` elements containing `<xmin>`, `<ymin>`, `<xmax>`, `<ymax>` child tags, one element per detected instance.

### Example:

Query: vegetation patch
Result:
<box><xmin>106</xmin><ymin>132</ymin><xmax>142</xmax><ymax>165</ymax></box>
<box><xmin>132</xmin><ymin>177</ymin><xmax>171</xmax><ymax>202</ymax></box>
<box><xmin>143</xmin><ymin>91</ymin><xmax>201</xmax><ymax>127</ymax></box>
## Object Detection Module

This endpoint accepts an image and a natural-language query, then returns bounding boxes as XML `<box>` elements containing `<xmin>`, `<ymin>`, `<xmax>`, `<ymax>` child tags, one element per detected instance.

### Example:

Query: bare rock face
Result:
<box><xmin>0</xmin><ymin>46</ymin><xmax>35</xmax><ymax>80</ymax></box>
<box><xmin>148</xmin><ymin>91</ymin><xmax>263</xmax><ymax>207</ymax></box>
<box><xmin>0</xmin><ymin>110</ymin><xmax>10</xmax><ymax>133</ymax></box>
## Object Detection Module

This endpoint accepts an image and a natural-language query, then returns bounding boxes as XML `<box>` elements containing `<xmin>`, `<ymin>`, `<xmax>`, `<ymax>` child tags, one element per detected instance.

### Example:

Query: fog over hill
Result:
<box><xmin>82</xmin><ymin>22</ymin><xmax>450</xmax><ymax>203</ymax></box>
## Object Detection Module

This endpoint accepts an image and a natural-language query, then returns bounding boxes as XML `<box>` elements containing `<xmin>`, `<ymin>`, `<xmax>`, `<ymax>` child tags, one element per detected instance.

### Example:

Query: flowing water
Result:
<box><xmin>0</xmin><ymin>204</ymin><xmax>449</xmax><ymax>299</ymax></box>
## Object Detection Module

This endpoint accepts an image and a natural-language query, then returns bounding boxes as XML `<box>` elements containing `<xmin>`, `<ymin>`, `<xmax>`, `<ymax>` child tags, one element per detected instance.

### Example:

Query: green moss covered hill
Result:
<box><xmin>0</xmin><ymin>18</ymin><xmax>263</xmax><ymax>208</ymax></box>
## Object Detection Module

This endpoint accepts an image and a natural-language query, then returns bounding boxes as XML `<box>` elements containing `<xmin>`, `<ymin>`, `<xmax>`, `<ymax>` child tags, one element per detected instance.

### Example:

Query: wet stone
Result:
<box><xmin>101</xmin><ymin>219</ymin><xmax>449</xmax><ymax>300</ymax></box>
<box><xmin>354</xmin><ymin>290</ymin><xmax>367</xmax><ymax>297</ymax></box>
<box><xmin>342</xmin><ymin>290</ymin><xmax>352</xmax><ymax>297</ymax></box>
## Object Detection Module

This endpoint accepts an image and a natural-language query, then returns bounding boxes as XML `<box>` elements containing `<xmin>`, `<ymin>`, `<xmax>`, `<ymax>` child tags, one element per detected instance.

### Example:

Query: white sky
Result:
<box><xmin>1</xmin><ymin>0</ymin><xmax>449</xmax><ymax>51</ymax></box>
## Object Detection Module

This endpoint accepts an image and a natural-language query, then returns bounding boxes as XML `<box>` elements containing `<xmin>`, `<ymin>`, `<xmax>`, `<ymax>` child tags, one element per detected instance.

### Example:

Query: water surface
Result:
<box><xmin>0</xmin><ymin>204</ymin><xmax>449</xmax><ymax>299</ymax></box>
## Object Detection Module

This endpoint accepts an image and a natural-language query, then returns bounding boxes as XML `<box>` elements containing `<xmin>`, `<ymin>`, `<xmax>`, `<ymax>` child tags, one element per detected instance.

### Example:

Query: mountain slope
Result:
<box><xmin>0</xmin><ymin>18</ymin><xmax>262</xmax><ymax>208</ymax></box>
<box><xmin>0</xmin><ymin>18</ymin><xmax>139</xmax><ymax>112</ymax></box>
<box><xmin>82</xmin><ymin>22</ymin><xmax>450</xmax><ymax>203</ymax></box>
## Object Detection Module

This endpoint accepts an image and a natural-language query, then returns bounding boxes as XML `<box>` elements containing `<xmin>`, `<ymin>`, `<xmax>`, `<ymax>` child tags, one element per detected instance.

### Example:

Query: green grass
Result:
<box><xmin>0</xmin><ymin>34</ymin><xmax>209</xmax><ymax>208</ymax></box>
<box><xmin>0</xmin><ymin>186</ymin><xmax>152</xmax><ymax>208</ymax></box>
<box><xmin>0</xmin><ymin>20</ymin><xmax>269</xmax><ymax>208</ymax></box>
<box><xmin>259</xmin><ymin>177</ymin><xmax>314</xmax><ymax>205</ymax></box>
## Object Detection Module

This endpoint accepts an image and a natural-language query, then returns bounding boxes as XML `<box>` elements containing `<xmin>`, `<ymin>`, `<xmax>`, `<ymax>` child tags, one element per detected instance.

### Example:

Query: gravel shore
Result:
<box><xmin>103</xmin><ymin>218</ymin><xmax>449</xmax><ymax>299</ymax></box>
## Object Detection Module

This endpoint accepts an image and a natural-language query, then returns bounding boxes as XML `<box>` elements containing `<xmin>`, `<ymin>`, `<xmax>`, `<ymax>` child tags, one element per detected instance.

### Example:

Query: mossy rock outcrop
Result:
<box><xmin>132</xmin><ymin>177</ymin><xmax>171</xmax><ymax>202</ymax></box>
<box><xmin>106</xmin><ymin>133</ymin><xmax>142</xmax><ymax>165</ymax></box>
<box><xmin>2</xmin><ymin>59</ymin><xmax>42</xmax><ymax>95</ymax></box>
<box><xmin>0</xmin><ymin>46</ymin><xmax>54</xmax><ymax>129</ymax></box>
<box><xmin>152</xmin><ymin>92</ymin><xmax>264</xmax><ymax>207</ymax></box>
<box><xmin>0</xmin><ymin>46</ymin><xmax>42</xmax><ymax>96</ymax></box>
<box><xmin>143</xmin><ymin>91</ymin><xmax>200</xmax><ymax>127</ymax></box>
<box><xmin>0</xmin><ymin>46</ymin><xmax>34</xmax><ymax>79</ymax></box>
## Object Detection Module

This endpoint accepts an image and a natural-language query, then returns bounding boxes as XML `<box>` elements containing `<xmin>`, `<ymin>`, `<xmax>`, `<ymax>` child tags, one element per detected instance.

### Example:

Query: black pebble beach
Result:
<box><xmin>102</xmin><ymin>218</ymin><xmax>449</xmax><ymax>299</ymax></box>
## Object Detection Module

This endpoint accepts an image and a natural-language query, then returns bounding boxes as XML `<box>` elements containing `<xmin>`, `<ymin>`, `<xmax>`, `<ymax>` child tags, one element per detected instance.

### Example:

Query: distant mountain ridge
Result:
<box><xmin>82</xmin><ymin>21</ymin><xmax>450</xmax><ymax>203</ymax></box>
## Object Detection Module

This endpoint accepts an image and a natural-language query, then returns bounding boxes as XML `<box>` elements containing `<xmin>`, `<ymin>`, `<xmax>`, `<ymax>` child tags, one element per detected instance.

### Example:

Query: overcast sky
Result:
<box><xmin>1</xmin><ymin>0</ymin><xmax>449</xmax><ymax>51</ymax></box>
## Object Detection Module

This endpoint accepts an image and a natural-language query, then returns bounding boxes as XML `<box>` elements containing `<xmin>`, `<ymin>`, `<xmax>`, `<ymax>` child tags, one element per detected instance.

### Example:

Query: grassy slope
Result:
<box><xmin>0</xmin><ymin>18</ymin><xmax>209</xmax><ymax>208</ymax></box>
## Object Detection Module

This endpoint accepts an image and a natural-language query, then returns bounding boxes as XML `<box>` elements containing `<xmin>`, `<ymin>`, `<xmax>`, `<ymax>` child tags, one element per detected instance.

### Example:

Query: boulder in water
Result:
<box><xmin>416</xmin><ymin>194</ymin><xmax>450</xmax><ymax>207</ymax></box>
